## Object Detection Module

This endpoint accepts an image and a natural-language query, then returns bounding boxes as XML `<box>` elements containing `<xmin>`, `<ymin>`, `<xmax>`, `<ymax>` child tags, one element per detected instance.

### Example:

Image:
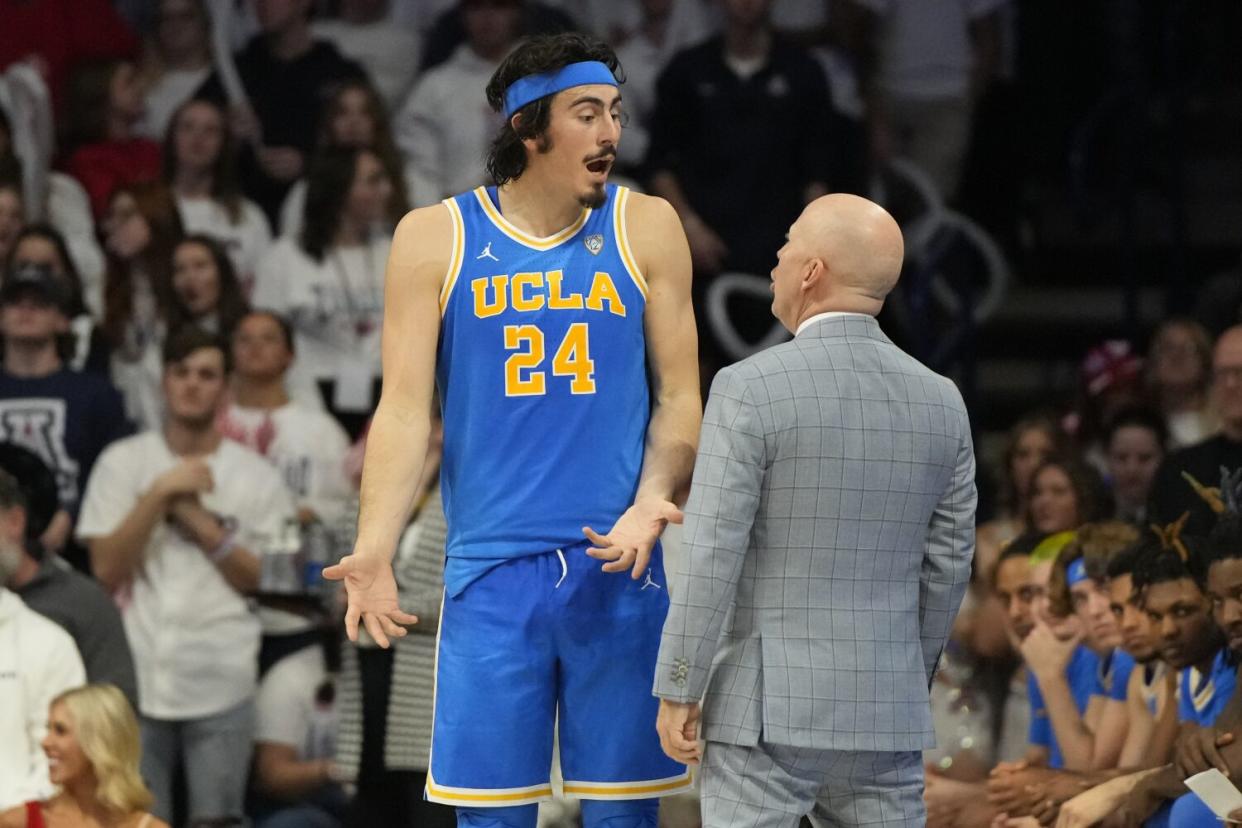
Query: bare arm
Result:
<box><xmin>631</xmin><ymin>193</ymin><xmax>701</xmax><ymax>507</ymax></box>
<box><xmin>1119</xmin><ymin>668</ymin><xmax>1156</xmax><ymax>769</ymax></box>
<box><xmin>354</xmin><ymin>205</ymin><xmax>448</xmax><ymax>560</ymax></box>
<box><xmin>1036</xmin><ymin>674</ymin><xmax>1099</xmax><ymax>772</ymax></box>
<box><xmin>584</xmin><ymin>193</ymin><xmax>701</xmax><ymax>578</ymax></box>
<box><xmin>254</xmin><ymin>742</ymin><xmax>333</xmax><ymax>801</ymax></box>
<box><xmin>324</xmin><ymin>204</ymin><xmax>450</xmax><ymax>645</ymax></box>
<box><xmin>1089</xmin><ymin>697</ymin><xmax>1128</xmax><ymax>770</ymax></box>
<box><xmin>167</xmin><ymin>498</ymin><xmax>262</xmax><ymax>594</ymax></box>
<box><xmin>88</xmin><ymin>484</ymin><xmax>171</xmax><ymax>591</ymax></box>
<box><xmin>87</xmin><ymin>459</ymin><xmax>212</xmax><ymax>591</ymax></box>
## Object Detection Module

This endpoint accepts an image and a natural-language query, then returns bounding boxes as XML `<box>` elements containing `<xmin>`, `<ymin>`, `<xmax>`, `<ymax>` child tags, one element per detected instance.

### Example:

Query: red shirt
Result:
<box><xmin>0</xmin><ymin>0</ymin><xmax>138</xmax><ymax>114</ymax></box>
<box><xmin>63</xmin><ymin>139</ymin><xmax>162</xmax><ymax>218</ymax></box>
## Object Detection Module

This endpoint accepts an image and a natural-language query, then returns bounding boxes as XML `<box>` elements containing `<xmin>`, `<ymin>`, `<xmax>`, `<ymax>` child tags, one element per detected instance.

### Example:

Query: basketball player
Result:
<box><xmin>324</xmin><ymin>33</ymin><xmax>701</xmax><ymax>828</ymax></box>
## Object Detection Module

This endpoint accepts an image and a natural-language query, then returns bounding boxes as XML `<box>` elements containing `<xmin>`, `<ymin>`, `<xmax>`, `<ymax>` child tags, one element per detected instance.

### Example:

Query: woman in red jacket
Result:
<box><xmin>61</xmin><ymin>60</ymin><xmax>160</xmax><ymax>219</ymax></box>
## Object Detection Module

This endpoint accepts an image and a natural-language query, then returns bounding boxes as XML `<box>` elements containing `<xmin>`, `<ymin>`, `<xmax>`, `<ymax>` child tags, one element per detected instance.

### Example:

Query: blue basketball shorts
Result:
<box><xmin>425</xmin><ymin>541</ymin><xmax>692</xmax><ymax>807</ymax></box>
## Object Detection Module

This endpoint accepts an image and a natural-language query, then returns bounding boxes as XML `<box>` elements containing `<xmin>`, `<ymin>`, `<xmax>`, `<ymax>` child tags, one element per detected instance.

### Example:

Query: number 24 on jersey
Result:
<box><xmin>504</xmin><ymin>323</ymin><xmax>595</xmax><ymax>396</ymax></box>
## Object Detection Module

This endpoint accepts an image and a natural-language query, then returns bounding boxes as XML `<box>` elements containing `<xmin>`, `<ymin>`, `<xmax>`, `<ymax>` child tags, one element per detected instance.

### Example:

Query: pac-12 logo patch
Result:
<box><xmin>584</xmin><ymin>234</ymin><xmax>604</xmax><ymax>255</ymax></box>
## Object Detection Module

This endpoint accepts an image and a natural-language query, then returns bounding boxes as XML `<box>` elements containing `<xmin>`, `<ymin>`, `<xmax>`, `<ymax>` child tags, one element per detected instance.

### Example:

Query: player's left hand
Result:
<box><xmin>584</xmin><ymin>497</ymin><xmax>683</xmax><ymax>578</ymax></box>
<box><xmin>656</xmin><ymin>699</ymin><xmax>701</xmax><ymax>765</ymax></box>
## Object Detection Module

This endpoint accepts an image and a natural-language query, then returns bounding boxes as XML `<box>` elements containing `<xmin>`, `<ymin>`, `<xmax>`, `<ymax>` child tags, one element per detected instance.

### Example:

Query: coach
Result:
<box><xmin>653</xmin><ymin>194</ymin><xmax>977</xmax><ymax>827</ymax></box>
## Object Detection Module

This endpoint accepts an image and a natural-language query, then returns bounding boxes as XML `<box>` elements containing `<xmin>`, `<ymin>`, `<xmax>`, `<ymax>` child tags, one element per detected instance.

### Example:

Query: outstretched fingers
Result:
<box><xmin>364</xmin><ymin>612</ymin><xmax>391</xmax><ymax>649</ymax></box>
<box><xmin>344</xmin><ymin>603</ymin><xmax>361</xmax><ymax>642</ymax></box>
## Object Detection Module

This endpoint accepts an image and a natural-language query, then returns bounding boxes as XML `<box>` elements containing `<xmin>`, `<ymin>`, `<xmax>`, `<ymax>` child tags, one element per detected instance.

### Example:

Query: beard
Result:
<box><xmin>578</xmin><ymin>183</ymin><xmax>607</xmax><ymax>209</ymax></box>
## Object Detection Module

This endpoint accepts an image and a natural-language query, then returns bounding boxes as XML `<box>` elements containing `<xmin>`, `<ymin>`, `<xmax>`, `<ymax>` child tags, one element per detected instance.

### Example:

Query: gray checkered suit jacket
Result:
<box><xmin>654</xmin><ymin>314</ymin><xmax>976</xmax><ymax>752</ymax></box>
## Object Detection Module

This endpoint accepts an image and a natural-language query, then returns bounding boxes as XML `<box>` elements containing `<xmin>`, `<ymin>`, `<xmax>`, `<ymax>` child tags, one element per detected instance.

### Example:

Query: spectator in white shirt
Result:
<box><xmin>163</xmin><ymin>97</ymin><xmax>273</xmax><ymax>295</ymax></box>
<box><xmin>277</xmin><ymin>79</ymin><xmax>410</xmax><ymax>241</ymax></box>
<box><xmin>222</xmin><ymin>311</ymin><xmax>353</xmax><ymax>527</ymax></box>
<box><xmin>221</xmin><ymin>310</ymin><xmax>355</xmax><ymax>669</ymax></box>
<box><xmin>76</xmin><ymin>325</ymin><xmax>297</xmax><ymax>824</ymax></box>
<box><xmin>136</xmin><ymin>0</ymin><xmax>214</xmax><ymax>142</ymax></box>
<box><xmin>313</xmin><ymin>0</ymin><xmax>422</xmax><ymax>113</ymax></box>
<box><xmin>251</xmin><ymin>639</ymin><xmax>348</xmax><ymax>828</ymax></box>
<box><xmin>0</xmin><ymin>467</ymin><xmax>86</xmax><ymax>810</ymax></box>
<box><xmin>840</xmin><ymin>0</ymin><xmax>1006</xmax><ymax>199</ymax></box>
<box><xmin>253</xmin><ymin>147</ymin><xmax>392</xmax><ymax>438</ymax></box>
<box><xmin>395</xmin><ymin>0</ymin><xmax>522</xmax><ymax>207</ymax></box>
<box><xmin>167</xmin><ymin>235</ymin><xmax>251</xmax><ymax>342</ymax></box>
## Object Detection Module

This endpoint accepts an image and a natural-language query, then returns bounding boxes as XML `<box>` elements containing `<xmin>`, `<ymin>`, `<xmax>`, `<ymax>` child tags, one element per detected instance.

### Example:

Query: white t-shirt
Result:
<box><xmin>396</xmin><ymin>44</ymin><xmax>505</xmax><ymax>207</ymax></box>
<box><xmin>252</xmin><ymin>237</ymin><xmax>388</xmax><ymax>412</ymax></box>
<box><xmin>76</xmin><ymin>432</ymin><xmax>297</xmax><ymax>720</ymax></box>
<box><xmin>176</xmin><ymin>194</ymin><xmax>273</xmax><ymax>298</ymax></box>
<box><xmin>136</xmin><ymin>67</ymin><xmax>213</xmax><ymax>141</ymax></box>
<box><xmin>0</xmin><ymin>589</ymin><xmax>86</xmax><ymax>810</ymax></box>
<box><xmin>255</xmin><ymin>645</ymin><xmax>336</xmax><ymax>762</ymax></box>
<box><xmin>312</xmin><ymin>19</ymin><xmax>421</xmax><ymax>112</ymax></box>
<box><xmin>220</xmin><ymin>402</ymin><xmax>354</xmax><ymax>524</ymax></box>
<box><xmin>854</xmin><ymin>0</ymin><xmax>1009</xmax><ymax>99</ymax></box>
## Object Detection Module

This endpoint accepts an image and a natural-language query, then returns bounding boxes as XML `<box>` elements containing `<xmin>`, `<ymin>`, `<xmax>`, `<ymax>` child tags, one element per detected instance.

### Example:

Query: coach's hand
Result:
<box><xmin>324</xmin><ymin>553</ymin><xmax>418</xmax><ymax>648</ymax></box>
<box><xmin>584</xmin><ymin>497</ymin><xmax>684</xmax><ymax>579</ymax></box>
<box><xmin>657</xmin><ymin>699</ymin><xmax>702</xmax><ymax>765</ymax></box>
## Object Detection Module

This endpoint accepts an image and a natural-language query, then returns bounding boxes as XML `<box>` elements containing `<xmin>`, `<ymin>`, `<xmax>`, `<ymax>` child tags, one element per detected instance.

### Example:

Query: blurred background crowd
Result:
<box><xmin>1</xmin><ymin>0</ymin><xmax>1241</xmax><ymax>826</ymax></box>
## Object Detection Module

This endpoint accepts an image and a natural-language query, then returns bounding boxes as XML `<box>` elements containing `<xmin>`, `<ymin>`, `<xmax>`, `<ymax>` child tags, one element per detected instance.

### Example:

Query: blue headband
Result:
<box><xmin>1067</xmin><ymin>558</ymin><xmax>1090</xmax><ymax>588</ymax></box>
<box><xmin>503</xmin><ymin>61</ymin><xmax>618</xmax><ymax>118</ymax></box>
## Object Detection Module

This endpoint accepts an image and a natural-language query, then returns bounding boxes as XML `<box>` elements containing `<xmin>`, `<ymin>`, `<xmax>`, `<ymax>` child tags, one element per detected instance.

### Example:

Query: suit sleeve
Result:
<box><xmin>654</xmin><ymin>366</ymin><xmax>765</xmax><ymax>702</ymax></box>
<box><xmin>919</xmin><ymin>394</ymin><xmax>976</xmax><ymax>687</ymax></box>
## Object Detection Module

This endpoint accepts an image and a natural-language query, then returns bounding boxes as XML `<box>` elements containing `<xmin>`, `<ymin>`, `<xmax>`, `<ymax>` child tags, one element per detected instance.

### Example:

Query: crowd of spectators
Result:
<box><xmin>2</xmin><ymin>1</ymin><xmax>1241</xmax><ymax>827</ymax></box>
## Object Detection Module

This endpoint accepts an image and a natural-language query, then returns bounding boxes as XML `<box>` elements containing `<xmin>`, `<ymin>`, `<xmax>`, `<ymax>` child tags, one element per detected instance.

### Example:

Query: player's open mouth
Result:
<box><xmin>586</xmin><ymin>158</ymin><xmax>612</xmax><ymax>176</ymax></box>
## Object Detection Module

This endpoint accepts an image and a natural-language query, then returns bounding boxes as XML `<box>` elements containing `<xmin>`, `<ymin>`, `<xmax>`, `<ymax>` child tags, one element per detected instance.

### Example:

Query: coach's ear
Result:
<box><xmin>801</xmin><ymin>257</ymin><xmax>825</xmax><ymax>293</ymax></box>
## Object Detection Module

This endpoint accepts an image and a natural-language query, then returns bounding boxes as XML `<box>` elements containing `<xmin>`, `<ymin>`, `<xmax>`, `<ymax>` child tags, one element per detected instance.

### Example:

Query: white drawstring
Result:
<box><xmin>555</xmin><ymin>548</ymin><xmax>568</xmax><ymax>589</ymax></box>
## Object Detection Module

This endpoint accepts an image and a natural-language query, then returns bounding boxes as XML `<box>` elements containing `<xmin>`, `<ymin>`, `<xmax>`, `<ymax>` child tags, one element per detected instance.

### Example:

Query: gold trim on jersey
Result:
<box><xmin>1187</xmin><ymin>661</ymin><xmax>1219</xmax><ymax>714</ymax></box>
<box><xmin>472</xmin><ymin>187</ymin><xmax>591</xmax><ymax>250</ymax></box>
<box><xmin>439</xmin><ymin>198</ymin><xmax>466</xmax><ymax>315</ymax></box>
<box><xmin>612</xmin><ymin>187</ymin><xmax>649</xmax><ymax>299</ymax></box>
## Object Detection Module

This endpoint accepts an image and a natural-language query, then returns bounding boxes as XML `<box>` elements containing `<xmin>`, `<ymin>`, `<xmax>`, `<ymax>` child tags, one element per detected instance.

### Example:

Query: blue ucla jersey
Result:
<box><xmin>436</xmin><ymin>184</ymin><xmax>649</xmax><ymax>570</ymax></box>
<box><xmin>1177</xmin><ymin>648</ymin><xmax>1237</xmax><ymax>727</ymax></box>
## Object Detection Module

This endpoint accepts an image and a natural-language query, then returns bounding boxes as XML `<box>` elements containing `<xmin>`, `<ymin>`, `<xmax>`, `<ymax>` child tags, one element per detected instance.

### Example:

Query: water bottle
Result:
<box><xmin>302</xmin><ymin>520</ymin><xmax>331</xmax><ymax>595</ymax></box>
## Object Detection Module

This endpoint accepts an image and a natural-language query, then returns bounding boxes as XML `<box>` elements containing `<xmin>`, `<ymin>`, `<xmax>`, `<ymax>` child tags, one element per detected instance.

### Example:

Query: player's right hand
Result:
<box><xmin>323</xmin><ymin>553</ymin><xmax>418</xmax><ymax>648</ymax></box>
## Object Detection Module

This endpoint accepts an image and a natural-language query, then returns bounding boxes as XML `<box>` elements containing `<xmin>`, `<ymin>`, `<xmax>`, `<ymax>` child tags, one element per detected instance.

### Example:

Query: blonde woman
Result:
<box><xmin>0</xmin><ymin>685</ymin><xmax>169</xmax><ymax>828</ymax></box>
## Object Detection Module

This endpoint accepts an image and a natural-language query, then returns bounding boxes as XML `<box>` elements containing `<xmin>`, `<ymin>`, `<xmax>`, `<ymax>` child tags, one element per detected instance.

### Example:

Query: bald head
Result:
<box><xmin>799</xmin><ymin>194</ymin><xmax>904</xmax><ymax>302</ymax></box>
<box><xmin>769</xmin><ymin>195</ymin><xmax>904</xmax><ymax>331</ymax></box>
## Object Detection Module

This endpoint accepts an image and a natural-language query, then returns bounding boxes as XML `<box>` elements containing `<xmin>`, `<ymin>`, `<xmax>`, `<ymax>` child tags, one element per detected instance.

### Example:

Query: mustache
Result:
<box><xmin>584</xmin><ymin>149</ymin><xmax>617</xmax><ymax>163</ymax></box>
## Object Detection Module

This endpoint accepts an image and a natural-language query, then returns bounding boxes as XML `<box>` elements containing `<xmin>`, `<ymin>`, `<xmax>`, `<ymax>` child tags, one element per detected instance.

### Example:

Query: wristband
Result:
<box><xmin>208</xmin><ymin>516</ymin><xmax>239</xmax><ymax>563</ymax></box>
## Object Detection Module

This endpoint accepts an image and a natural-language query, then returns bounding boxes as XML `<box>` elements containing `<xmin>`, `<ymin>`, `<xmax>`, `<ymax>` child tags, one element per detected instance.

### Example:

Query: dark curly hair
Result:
<box><xmin>484</xmin><ymin>33</ymin><xmax>624</xmax><ymax>186</ymax></box>
<box><xmin>1197</xmin><ymin>514</ymin><xmax>1242</xmax><ymax>589</ymax></box>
